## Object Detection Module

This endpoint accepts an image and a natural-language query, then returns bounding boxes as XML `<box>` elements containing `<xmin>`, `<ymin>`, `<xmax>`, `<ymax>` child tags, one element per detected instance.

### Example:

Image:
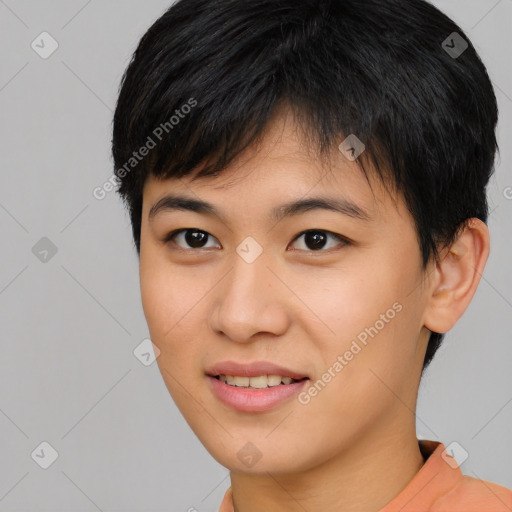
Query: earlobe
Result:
<box><xmin>423</xmin><ymin>218</ymin><xmax>490</xmax><ymax>334</ymax></box>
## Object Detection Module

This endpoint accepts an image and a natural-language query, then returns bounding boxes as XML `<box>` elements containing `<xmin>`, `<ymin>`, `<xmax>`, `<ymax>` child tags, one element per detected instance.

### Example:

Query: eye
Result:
<box><xmin>163</xmin><ymin>228</ymin><xmax>350</xmax><ymax>252</ymax></box>
<box><xmin>164</xmin><ymin>228</ymin><xmax>220</xmax><ymax>250</ymax></box>
<box><xmin>289</xmin><ymin>229</ymin><xmax>349</xmax><ymax>252</ymax></box>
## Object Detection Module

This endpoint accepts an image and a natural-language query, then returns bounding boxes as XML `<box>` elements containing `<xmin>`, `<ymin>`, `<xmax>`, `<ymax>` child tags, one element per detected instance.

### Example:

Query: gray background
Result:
<box><xmin>0</xmin><ymin>0</ymin><xmax>511</xmax><ymax>510</ymax></box>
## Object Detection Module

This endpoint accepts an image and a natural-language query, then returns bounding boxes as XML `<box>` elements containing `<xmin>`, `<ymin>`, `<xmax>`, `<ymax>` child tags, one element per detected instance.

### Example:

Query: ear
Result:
<box><xmin>423</xmin><ymin>218</ymin><xmax>490</xmax><ymax>334</ymax></box>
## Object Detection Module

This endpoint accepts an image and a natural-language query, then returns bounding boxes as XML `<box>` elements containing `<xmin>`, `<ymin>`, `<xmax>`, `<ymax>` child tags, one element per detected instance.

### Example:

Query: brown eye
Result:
<box><xmin>290</xmin><ymin>230</ymin><xmax>349</xmax><ymax>252</ymax></box>
<box><xmin>163</xmin><ymin>228</ymin><xmax>349</xmax><ymax>253</ymax></box>
<box><xmin>164</xmin><ymin>229</ymin><xmax>220</xmax><ymax>250</ymax></box>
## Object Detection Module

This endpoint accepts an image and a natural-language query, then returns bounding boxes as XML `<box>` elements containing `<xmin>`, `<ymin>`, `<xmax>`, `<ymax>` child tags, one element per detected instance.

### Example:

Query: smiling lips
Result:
<box><xmin>217</xmin><ymin>374</ymin><xmax>301</xmax><ymax>388</ymax></box>
<box><xmin>206</xmin><ymin>360</ymin><xmax>310</xmax><ymax>380</ymax></box>
<box><xmin>205</xmin><ymin>360</ymin><xmax>310</xmax><ymax>412</ymax></box>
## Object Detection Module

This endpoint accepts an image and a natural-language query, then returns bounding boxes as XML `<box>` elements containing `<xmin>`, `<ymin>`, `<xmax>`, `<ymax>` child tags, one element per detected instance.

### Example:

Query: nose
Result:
<box><xmin>209</xmin><ymin>251</ymin><xmax>291</xmax><ymax>343</ymax></box>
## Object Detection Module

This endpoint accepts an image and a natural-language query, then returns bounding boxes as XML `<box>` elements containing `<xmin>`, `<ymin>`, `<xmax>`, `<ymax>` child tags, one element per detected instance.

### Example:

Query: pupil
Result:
<box><xmin>306</xmin><ymin>230</ymin><xmax>326</xmax><ymax>250</ymax></box>
<box><xmin>186</xmin><ymin>229</ymin><xmax>207</xmax><ymax>248</ymax></box>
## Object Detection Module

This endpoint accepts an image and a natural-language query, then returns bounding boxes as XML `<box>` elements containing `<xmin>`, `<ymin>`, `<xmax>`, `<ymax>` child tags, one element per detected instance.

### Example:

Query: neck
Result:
<box><xmin>229</xmin><ymin>420</ymin><xmax>425</xmax><ymax>512</ymax></box>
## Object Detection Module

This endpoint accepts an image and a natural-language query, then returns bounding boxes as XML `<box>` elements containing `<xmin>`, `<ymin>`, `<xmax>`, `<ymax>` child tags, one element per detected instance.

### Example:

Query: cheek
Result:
<box><xmin>140</xmin><ymin>261</ymin><xmax>207</xmax><ymax>412</ymax></box>
<box><xmin>304</xmin><ymin>252</ymin><xmax>423</xmax><ymax>388</ymax></box>
<box><xmin>139</xmin><ymin>247</ymin><xmax>192</xmax><ymax>337</ymax></box>
<box><xmin>139</xmin><ymin>251</ymin><xmax>211</xmax><ymax>378</ymax></box>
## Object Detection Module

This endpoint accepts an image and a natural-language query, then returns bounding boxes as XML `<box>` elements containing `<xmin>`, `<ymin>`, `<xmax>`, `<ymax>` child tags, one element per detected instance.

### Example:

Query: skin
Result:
<box><xmin>139</xmin><ymin>106</ymin><xmax>490</xmax><ymax>512</ymax></box>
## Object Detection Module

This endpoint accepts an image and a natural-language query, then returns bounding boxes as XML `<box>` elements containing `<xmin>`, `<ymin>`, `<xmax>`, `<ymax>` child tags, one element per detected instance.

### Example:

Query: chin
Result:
<box><xmin>196</xmin><ymin>434</ymin><xmax>312</xmax><ymax>475</ymax></box>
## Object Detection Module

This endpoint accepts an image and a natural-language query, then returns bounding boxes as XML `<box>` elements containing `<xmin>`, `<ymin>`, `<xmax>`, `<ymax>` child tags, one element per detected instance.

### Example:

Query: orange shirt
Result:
<box><xmin>218</xmin><ymin>439</ymin><xmax>512</xmax><ymax>512</ymax></box>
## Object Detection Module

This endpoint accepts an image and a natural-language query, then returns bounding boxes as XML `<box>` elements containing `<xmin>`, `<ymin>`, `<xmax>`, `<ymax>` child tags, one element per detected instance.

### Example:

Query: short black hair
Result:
<box><xmin>111</xmin><ymin>0</ymin><xmax>499</xmax><ymax>373</ymax></box>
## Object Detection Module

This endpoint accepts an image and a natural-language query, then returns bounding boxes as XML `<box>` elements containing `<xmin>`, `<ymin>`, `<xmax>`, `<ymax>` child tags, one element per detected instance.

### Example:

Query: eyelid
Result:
<box><xmin>163</xmin><ymin>228</ymin><xmax>221</xmax><ymax>249</ymax></box>
<box><xmin>290</xmin><ymin>229</ymin><xmax>351</xmax><ymax>251</ymax></box>
<box><xmin>163</xmin><ymin>228</ymin><xmax>350</xmax><ymax>252</ymax></box>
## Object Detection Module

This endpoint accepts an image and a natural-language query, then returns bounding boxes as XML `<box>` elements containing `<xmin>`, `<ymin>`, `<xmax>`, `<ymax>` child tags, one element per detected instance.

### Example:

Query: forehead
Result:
<box><xmin>142</xmin><ymin>107</ymin><xmax>400</xmax><ymax>223</ymax></box>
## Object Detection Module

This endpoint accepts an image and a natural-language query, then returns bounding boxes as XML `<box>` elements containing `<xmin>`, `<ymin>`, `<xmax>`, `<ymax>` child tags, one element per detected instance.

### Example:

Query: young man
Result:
<box><xmin>111</xmin><ymin>0</ymin><xmax>512</xmax><ymax>510</ymax></box>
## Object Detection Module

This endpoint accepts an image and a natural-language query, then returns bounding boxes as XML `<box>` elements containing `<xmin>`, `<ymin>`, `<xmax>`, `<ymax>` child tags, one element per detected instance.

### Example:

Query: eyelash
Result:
<box><xmin>162</xmin><ymin>228</ymin><xmax>351</xmax><ymax>253</ymax></box>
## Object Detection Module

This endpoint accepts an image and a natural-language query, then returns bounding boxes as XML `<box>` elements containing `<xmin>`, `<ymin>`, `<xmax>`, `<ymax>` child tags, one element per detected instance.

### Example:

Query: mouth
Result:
<box><xmin>205</xmin><ymin>361</ymin><xmax>310</xmax><ymax>412</ymax></box>
<box><xmin>211</xmin><ymin>374</ymin><xmax>309</xmax><ymax>389</ymax></box>
<box><xmin>207</xmin><ymin>374</ymin><xmax>309</xmax><ymax>412</ymax></box>
<box><xmin>205</xmin><ymin>360</ymin><xmax>310</xmax><ymax>386</ymax></box>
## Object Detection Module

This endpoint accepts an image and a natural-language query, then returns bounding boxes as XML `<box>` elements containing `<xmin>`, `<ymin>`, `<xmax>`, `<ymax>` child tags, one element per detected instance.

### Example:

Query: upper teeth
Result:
<box><xmin>219</xmin><ymin>374</ymin><xmax>297</xmax><ymax>388</ymax></box>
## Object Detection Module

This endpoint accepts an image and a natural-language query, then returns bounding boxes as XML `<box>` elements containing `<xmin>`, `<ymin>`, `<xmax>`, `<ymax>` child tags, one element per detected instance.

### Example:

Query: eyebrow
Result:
<box><xmin>148</xmin><ymin>194</ymin><xmax>373</xmax><ymax>223</ymax></box>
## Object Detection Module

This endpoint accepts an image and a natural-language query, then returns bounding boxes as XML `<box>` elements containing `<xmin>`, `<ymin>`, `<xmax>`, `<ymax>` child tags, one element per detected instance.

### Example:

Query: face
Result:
<box><xmin>139</xmin><ymin>108</ymin><xmax>433</xmax><ymax>474</ymax></box>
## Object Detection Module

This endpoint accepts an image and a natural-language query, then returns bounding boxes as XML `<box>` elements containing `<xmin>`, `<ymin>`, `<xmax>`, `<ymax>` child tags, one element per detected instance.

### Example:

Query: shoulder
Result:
<box><xmin>431</xmin><ymin>474</ymin><xmax>512</xmax><ymax>512</ymax></box>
